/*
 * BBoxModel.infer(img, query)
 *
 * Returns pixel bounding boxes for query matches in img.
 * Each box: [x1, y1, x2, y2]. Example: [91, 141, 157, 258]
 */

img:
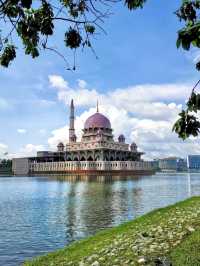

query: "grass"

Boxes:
[24, 197, 200, 266]
[170, 229, 200, 266]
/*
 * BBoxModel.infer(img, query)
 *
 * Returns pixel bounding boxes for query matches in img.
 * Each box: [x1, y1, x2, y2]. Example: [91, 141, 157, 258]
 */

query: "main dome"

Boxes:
[84, 112, 111, 129]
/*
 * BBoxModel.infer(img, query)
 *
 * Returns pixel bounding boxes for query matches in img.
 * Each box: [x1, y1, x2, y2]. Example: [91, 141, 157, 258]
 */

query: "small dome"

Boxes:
[84, 112, 111, 129]
[57, 142, 64, 147]
[131, 142, 137, 146]
[57, 142, 64, 152]
[130, 142, 137, 151]
[118, 134, 125, 143]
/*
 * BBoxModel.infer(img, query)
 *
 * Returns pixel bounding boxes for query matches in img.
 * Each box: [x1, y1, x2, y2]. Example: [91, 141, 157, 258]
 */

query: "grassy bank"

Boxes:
[24, 197, 200, 266]
[170, 229, 200, 266]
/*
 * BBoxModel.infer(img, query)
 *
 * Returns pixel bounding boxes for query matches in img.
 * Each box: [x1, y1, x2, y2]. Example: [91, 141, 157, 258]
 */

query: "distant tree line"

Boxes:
[0, 159, 12, 169]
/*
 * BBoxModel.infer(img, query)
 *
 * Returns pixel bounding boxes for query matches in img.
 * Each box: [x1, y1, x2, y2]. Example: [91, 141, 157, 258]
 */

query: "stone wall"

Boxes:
[30, 161, 153, 173]
[12, 158, 30, 176]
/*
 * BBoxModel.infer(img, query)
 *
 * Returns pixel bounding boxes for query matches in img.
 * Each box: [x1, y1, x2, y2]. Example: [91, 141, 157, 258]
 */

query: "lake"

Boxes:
[0, 173, 200, 266]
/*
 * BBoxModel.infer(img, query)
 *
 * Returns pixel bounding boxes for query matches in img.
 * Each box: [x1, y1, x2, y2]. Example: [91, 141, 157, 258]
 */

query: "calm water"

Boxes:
[0, 173, 200, 266]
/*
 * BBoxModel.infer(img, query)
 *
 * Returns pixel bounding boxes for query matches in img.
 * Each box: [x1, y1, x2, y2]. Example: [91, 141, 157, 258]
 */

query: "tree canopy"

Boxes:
[0, 0, 146, 69]
[172, 1, 200, 140]
[0, 159, 12, 168]
[1, 0, 200, 139]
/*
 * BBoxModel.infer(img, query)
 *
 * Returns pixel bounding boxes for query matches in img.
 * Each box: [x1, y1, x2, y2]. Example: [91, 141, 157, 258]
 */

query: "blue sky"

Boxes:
[1, 0, 200, 159]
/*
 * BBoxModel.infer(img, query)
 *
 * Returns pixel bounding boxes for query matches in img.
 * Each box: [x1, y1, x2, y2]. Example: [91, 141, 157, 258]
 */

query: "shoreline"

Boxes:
[24, 196, 200, 266]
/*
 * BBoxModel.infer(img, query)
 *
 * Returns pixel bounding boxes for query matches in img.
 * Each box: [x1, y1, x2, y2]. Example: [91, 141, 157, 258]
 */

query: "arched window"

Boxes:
[95, 156, 100, 161]
[87, 156, 93, 161]
[104, 156, 109, 161]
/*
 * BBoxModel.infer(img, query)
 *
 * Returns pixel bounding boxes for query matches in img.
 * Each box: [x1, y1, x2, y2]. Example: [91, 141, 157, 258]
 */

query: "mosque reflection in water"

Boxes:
[37, 174, 144, 243]
[29, 172, 196, 247]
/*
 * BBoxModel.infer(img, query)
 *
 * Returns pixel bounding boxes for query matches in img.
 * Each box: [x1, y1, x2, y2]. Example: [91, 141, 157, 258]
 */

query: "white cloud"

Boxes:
[48, 126, 68, 149]
[77, 79, 87, 89]
[47, 76, 199, 160]
[49, 75, 68, 90]
[11, 144, 45, 158]
[49, 75, 100, 107]
[0, 143, 8, 156]
[109, 84, 191, 104]
[49, 75, 190, 113]
[17, 129, 27, 134]
[21, 144, 44, 154]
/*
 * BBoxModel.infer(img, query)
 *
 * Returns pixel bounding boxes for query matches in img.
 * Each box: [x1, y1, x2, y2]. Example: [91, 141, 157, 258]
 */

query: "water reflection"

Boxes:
[47, 174, 141, 182]
[0, 173, 200, 266]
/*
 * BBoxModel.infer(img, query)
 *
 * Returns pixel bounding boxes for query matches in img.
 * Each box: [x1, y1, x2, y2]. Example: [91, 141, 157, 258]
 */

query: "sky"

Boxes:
[1, 0, 200, 160]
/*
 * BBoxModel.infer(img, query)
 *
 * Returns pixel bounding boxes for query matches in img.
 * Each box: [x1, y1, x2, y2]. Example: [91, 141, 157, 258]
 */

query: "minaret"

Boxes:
[96, 100, 99, 113]
[69, 99, 75, 142]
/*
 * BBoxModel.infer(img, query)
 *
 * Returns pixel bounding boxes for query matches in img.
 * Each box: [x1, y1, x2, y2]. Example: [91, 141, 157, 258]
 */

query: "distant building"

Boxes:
[150, 160, 160, 171]
[158, 157, 187, 172]
[158, 157, 179, 171]
[177, 158, 187, 171]
[187, 155, 200, 171]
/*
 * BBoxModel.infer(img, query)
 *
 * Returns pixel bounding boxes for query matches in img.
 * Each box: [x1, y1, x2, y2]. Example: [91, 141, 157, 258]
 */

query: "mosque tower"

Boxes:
[69, 99, 76, 142]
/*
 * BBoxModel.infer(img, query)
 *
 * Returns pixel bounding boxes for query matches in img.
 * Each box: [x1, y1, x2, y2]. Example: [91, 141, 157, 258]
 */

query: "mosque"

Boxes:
[12, 100, 154, 175]
[58, 100, 143, 162]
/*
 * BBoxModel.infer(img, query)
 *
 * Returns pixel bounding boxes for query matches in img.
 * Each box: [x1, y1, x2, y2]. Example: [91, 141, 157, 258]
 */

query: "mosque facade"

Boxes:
[58, 100, 143, 162]
[12, 100, 154, 175]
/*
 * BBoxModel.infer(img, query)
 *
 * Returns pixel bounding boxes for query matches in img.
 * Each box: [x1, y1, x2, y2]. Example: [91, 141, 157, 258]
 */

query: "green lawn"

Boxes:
[170, 229, 200, 266]
[24, 197, 200, 266]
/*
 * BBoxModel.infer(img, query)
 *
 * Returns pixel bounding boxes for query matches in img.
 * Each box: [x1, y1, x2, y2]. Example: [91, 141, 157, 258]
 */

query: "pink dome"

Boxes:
[84, 112, 111, 129]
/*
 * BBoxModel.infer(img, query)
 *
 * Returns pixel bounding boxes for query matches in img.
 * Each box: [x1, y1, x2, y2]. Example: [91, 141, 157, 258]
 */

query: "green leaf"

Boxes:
[21, 0, 32, 9]
[85, 25, 95, 34]
[0, 45, 16, 67]
[64, 28, 82, 49]
[124, 0, 146, 10]
[196, 61, 200, 71]
[176, 37, 182, 48]
[173, 110, 200, 139]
